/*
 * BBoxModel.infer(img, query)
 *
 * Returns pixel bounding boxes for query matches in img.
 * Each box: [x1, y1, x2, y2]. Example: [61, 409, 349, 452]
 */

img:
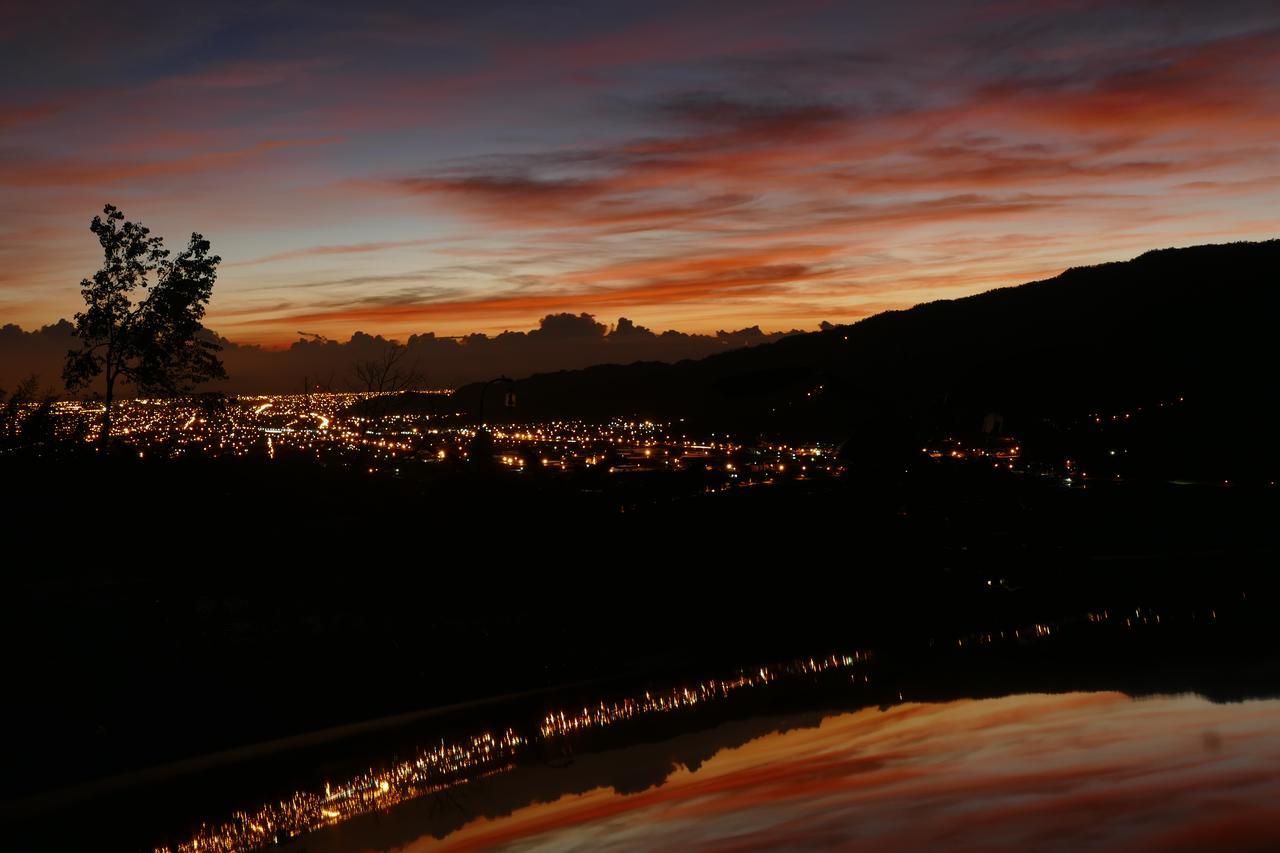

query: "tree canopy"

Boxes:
[63, 204, 226, 442]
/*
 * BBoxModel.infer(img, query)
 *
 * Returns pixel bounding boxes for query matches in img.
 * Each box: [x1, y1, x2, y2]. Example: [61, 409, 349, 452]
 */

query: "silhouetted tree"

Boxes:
[195, 391, 232, 431]
[0, 375, 57, 451]
[63, 204, 226, 446]
[351, 342, 424, 427]
[353, 342, 423, 393]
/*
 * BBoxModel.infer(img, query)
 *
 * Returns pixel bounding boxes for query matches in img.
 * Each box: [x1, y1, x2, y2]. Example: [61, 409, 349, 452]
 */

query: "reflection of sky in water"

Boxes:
[391, 693, 1280, 851]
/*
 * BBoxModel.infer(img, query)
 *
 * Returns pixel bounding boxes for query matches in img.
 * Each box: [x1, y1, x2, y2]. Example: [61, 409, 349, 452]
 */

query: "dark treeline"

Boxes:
[6, 448, 1277, 808]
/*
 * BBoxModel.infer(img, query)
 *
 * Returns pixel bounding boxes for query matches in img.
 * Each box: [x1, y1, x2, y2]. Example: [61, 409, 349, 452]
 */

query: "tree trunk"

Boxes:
[100, 370, 115, 449]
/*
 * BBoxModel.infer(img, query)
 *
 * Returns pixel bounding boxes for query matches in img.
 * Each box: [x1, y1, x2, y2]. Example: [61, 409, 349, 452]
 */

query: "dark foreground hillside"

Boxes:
[4, 452, 1277, 809]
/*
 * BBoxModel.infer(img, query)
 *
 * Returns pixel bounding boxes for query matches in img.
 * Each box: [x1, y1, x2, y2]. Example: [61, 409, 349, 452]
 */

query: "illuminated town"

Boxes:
[14, 389, 1268, 494]
[28, 392, 844, 486]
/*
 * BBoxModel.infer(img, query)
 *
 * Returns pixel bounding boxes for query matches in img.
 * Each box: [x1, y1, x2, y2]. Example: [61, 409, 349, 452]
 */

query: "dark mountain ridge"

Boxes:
[453, 241, 1279, 459]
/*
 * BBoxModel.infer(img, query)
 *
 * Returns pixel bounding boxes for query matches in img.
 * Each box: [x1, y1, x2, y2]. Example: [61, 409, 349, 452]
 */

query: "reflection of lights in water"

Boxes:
[539, 654, 868, 739]
[155, 652, 869, 853]
[154, 599, 1219, 853]
[159, 729, 525, 853]
[151, 592, 1228, 853]
[429, 692, 1280, 853]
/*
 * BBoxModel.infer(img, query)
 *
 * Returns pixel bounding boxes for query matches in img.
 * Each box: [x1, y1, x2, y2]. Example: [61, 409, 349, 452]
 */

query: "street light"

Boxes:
[469, 376, 516, 469]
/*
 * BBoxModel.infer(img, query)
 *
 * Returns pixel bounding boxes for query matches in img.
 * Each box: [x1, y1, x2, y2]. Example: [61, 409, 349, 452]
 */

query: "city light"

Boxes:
[31, 393, 844, 487]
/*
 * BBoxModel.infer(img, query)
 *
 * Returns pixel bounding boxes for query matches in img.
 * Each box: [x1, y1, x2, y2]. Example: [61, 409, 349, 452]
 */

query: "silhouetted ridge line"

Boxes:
[451, 240, 1279, 453]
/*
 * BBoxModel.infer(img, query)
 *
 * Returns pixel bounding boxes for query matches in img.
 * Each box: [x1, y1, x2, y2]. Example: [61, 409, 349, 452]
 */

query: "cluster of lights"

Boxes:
[1087, 395, 1186, 426]
[1086, 606, 1215, 628]
[955, 623, 1054, 648]
[954, 602, 1221, 649]
[158, 730, 523, 853]
[540, 653, 870, 738]
[920, 435, 1022, 465]
[38, 395, 842, 486]
[43, 393, 437, 463]
[919, 394, 1201, 486]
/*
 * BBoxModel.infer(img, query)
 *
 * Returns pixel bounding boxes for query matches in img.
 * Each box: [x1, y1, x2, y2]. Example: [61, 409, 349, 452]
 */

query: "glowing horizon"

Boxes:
[3, 2, 1278, 347]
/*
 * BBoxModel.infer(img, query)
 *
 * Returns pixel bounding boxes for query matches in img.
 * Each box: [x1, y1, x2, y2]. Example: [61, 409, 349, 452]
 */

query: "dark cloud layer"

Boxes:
[0, 314, 799, 395]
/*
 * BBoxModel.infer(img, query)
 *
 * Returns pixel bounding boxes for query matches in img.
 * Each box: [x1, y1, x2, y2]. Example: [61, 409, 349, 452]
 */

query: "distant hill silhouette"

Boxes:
[455, 240, 1280, 473]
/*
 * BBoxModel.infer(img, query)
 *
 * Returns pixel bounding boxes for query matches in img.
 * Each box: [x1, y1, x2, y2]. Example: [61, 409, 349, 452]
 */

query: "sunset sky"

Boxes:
[3, 1, 1278, 347]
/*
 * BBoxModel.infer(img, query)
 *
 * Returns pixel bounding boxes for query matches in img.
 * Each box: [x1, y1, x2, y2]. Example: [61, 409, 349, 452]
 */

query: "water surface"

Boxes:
[318, 692, 1280, 852]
